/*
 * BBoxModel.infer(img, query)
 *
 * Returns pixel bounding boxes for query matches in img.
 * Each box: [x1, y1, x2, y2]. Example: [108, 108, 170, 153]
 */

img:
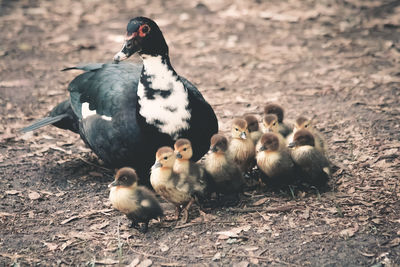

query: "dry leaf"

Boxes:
[44, 242, 58, 251]
[128, 258, 140, 267]
[6, 190, 20, 195]
[95, 259, 119, 265]
[90, 221, 109, 230]
[137, 259, 152, 267]
[387, 237, 400, 248]
[28, 191, 41, 200]
[61, 215, 80, 225]
[253, 197, 269, 206]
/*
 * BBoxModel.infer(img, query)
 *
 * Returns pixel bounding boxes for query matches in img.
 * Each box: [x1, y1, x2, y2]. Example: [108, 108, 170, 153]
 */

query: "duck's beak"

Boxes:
[152, 161, 162, 169]
[258, 146, 266, 152]
[113, 33, 139, 63]
[176, 152, 182, 159]
[210, 146, 218, 153]
[240, 132, 247, 139]
[108, 180, 118, 188]
[288, 142, 296, 148]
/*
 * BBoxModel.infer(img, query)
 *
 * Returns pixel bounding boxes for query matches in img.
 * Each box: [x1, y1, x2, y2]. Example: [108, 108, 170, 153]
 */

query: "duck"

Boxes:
[286, 116, 327, 155]
[108, 167, 163, 233]
[204, 134, 244, 197]
[21, 17, 218, 184]
[262, 114, 287, 150]
[288, 129, 331, 186]
[227, 118, 256, 173]
[263, 103, 292, 137]
[256, 133, 295, 188]
[244, 115, 262, 145]
[173, 138, 210, 199]
[150, 146, 205, 222]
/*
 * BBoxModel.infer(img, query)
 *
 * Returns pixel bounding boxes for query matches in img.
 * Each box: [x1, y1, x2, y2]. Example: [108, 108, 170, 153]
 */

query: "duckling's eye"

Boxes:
[183, 148, 187, 151]
[163, 156, 168, 160]
[305, 124, 309, 128]
[273, 122, 276, 126]
[235, 128, 239, 131]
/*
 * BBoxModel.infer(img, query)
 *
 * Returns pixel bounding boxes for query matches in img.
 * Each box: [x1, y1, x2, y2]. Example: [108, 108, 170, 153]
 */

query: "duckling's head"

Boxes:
[174, 138, 193, 160]
[231, 118, 249, 140]
[263, 114, 280, 133]
[108, 167, 139, 188]
[288, 129, 315, 148]
[210, 134, 228, 153]
[258, 133, 280, 152]
[114, 17, 168, 62]
[154, 146, 175, 169]
[244, 115, 259, 133]
[263, 103, 284, 123]
[295, 116, 313, 131]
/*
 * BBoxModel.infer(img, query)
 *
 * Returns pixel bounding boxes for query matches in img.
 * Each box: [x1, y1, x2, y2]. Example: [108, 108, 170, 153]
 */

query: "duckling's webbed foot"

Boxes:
[139, 222, 149, 233]
[129, 221, 139, 229]
[181, 198, 195, 223]
[174, 206, 182, 221]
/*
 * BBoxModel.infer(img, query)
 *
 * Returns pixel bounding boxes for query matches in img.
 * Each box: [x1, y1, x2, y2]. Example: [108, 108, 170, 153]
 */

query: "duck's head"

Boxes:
[263, 114, 280, 133]
[258, 133, 280, 152]
[288, 129, 315, 148]
[231, 118, 249, 140]
[108, 167, 138, 188]
[244, 115, 259, 133]
[210, 134, 228, 153]
[263, 103, 285, 123]
[114, 17, 168, 62]
[174, 138, 193, 160]
[295, 116, 313, 131]
[153, 146, 175, 169]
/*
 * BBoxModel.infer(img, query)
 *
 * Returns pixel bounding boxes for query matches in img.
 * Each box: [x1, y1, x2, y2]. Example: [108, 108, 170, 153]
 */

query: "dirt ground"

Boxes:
[1, 0, 399, 266]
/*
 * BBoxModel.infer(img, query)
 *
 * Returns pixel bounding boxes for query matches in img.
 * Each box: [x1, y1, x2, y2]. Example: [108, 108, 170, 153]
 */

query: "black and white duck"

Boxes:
[22, 17, 218, 183]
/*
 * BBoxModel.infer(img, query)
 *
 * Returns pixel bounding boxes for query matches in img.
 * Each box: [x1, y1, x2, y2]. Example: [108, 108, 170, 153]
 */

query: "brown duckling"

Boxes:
[150, 146, 205, 222]
[244, 115, 262, 145]
[264, 103, 292, 137]
[287, 116, 327, 155]
[256, 133, 295, 187]
[262, 114, 287, 150]
[204, 134, 244, 196]
[227, 118, 256, 172]
[288, 129, 331, 186]
[109, 167, 163, 233]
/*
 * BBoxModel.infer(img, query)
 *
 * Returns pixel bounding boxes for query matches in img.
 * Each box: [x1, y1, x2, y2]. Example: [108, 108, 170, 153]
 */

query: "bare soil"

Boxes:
[1, 0, 399, 266]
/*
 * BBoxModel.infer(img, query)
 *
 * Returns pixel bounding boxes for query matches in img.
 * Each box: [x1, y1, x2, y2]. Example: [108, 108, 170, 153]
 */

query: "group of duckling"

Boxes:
[108, 103, 331, 233]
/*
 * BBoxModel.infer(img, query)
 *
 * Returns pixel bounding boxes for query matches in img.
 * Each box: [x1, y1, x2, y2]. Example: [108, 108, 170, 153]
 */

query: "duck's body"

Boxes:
[108, 167, 163, 232]
[204, 134, 244, 195]
[21, 17, 218, 183]
[256, 133, 295, 187]
[288, 130, 330, 186]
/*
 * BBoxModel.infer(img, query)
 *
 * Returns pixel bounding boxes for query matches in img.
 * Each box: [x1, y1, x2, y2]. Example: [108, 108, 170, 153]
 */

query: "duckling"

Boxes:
[263, 103, 292, 137]
[227, 118, 256, 173]
[150, 146, 205, 222]
[204, 134, 244, 196]
[256, 133, 295, 187]
[108, 167, 163, 233]
[244, 115, 262, 145]
[173, 138, 210, 198]
[287, 116, 327, 155]
[288, 129, 331, 186]
[262, 114, 287, 150]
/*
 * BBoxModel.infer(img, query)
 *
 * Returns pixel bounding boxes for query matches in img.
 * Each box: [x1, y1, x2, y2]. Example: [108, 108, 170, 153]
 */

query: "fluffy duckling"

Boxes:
[150, 146, 205, 222]
[256, 133, 295, 187]
[287, 116, 327, 155]
[227, 118, 256, 173]
[288, 130, 331, 186]
[204, 134, 244, 196]
[108, 167, 163, 233]
[264, 103, 292, 137]
[244, 115, 263, 145]
[262, 114, 287, 150]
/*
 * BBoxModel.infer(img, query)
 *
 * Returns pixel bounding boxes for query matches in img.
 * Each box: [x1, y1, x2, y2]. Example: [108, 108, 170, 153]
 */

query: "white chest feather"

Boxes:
[205, 153, 227, 175]
[109, 186, 136, 214]
[137, 56, 191, 137]
[291, 146, 314, 162]
[173, 160, 190, 174]
[81, 102, 112, 121]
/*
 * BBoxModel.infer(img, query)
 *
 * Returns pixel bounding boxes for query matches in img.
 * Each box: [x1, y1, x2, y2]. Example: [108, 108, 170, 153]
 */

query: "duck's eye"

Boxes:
[235, 128, 239, 131]
[183, 148, 187, 151]
[273, 122, 276, 126]
[142, 25, 150, 34]
[163, 156, 168, 160]
[305, 124, 308, 128]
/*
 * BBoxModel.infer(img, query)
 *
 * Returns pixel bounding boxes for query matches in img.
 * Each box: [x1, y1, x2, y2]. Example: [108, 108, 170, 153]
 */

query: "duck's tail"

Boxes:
[20, 114, 69, 133]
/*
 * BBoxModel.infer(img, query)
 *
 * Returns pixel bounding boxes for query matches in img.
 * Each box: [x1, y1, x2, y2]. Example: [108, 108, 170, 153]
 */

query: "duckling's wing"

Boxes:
[132, 187, 163, 220]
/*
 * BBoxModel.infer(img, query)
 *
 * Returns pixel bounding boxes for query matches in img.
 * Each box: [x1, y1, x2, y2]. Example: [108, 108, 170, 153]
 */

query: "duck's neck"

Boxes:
[137, 54, 191, 138]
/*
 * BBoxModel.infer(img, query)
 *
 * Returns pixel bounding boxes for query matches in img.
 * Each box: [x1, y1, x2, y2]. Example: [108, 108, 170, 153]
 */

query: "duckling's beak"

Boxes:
[153, 161, 162, 169]
[264, 128, 271, 133]
[288, 142, 296, 148]
[210, 146, 218, 153]
[108, 180, 118, 188]
[258, 146, 266, 152]
[240, 132, 247, 139]
[176, 152, 182, 159]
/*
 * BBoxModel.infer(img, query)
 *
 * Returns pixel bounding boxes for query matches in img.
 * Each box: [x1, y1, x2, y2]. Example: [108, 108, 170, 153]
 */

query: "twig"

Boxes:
[226, 252, 290, 264]
[228, 204, 298, 213]
[79, 157, 110, 171]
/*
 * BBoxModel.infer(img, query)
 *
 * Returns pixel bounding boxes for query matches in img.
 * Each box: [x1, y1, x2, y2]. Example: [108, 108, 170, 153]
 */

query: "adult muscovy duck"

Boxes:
[22, 17, 218, 183]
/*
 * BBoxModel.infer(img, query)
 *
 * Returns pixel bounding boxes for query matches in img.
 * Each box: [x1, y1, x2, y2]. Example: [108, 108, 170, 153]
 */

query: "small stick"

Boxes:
[228, 204, 298, 213]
